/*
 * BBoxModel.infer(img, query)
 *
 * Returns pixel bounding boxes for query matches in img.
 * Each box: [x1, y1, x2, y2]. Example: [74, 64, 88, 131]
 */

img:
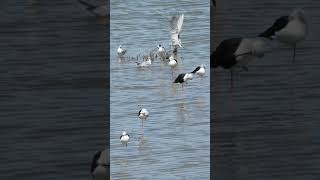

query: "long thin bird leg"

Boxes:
[230, 70, 234, 88]
[292, 44, 296, 63]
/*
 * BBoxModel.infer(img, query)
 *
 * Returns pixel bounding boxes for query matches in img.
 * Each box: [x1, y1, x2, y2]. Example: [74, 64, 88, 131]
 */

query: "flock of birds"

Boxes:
[77, 1, 207, 179]
[88, 1, 307, 179]
[116, 13, 207, 149]
[212, 7, 307, 87]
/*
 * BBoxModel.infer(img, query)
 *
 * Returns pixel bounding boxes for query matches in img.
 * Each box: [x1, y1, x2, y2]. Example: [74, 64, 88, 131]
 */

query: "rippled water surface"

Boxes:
[110, 0, 210, 179]
[212, 0, 320, 179]
[0, 1, 107, 179]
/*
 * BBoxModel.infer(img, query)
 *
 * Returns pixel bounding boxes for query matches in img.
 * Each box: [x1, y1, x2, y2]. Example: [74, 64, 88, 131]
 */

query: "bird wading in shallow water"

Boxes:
[168, 56, 178, 75]
[259, 9, 307, 63]
[212, 37, 273, 87]
[192, 64, 206, 77]
[120, 131, 130, 148]
[117, 45, 126, 57]
[157, 44, 166, 60]
[174, 72, 194, 88]
[136, 57, 152, 68]
[138, 108, 149, 126]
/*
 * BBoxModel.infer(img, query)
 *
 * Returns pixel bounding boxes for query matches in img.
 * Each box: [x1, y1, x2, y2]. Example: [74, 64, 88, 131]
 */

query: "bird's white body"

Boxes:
[276, 10, 307, 45]
[138, 108, 149, 120]
[157, 45, 166, 59]
[184, 73, 193, 81]
[233, 37, 273, 71]
[136, 57, 152, 68]
[117, 45, 126, 57]
[168, 56, 178, 67]
[120, 135, 130, 144]
[120, 131, 130, 147]
[158, 46, 165, 53]
[196, 65, 206, 76]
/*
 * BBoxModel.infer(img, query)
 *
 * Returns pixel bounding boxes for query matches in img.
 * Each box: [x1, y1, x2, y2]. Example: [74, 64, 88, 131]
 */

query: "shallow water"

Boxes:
[212, 0, 320, 179]
[110, 0, 210, 179]
[0, 1, 108, 179]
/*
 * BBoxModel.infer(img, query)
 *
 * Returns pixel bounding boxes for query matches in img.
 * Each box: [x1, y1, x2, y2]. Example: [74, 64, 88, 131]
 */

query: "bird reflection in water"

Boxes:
[138, 134, 148, 151]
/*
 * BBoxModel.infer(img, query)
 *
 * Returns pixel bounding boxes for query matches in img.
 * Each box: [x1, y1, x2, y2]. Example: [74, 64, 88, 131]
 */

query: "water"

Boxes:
[212, 0, 320, 179]
[0, 1, 108, 179]
[110, 0, 210, 179]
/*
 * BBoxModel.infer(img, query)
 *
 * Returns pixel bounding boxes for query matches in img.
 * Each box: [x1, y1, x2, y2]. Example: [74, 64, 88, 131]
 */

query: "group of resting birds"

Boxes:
[117, 14, 207, 87]
[115, 13, 207, 149]
[211, 9, 307, 87]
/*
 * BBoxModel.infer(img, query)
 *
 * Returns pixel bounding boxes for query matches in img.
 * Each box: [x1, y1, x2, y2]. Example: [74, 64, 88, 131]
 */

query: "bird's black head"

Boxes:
[191, 66, 201, 73]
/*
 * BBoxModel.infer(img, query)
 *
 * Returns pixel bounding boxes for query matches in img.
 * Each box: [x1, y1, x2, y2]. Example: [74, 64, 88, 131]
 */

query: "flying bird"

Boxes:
[170, 14, 184, 48]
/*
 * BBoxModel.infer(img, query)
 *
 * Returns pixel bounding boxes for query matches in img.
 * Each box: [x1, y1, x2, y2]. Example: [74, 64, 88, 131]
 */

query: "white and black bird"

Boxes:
[78, 0, 108, 17]
[136, 57, 152, 68]
[168, 56, 178, 74]
[259, 9, 307, 63]
[170, 14, 184, 48]
[120, 131, 130, 148]
[91, 148, 109, 180]
[192, 64, 206, 77]
[157, 44, 166, 60]
[173, 72, 194, 87]
[117, 45, 126, 57]
[138, 108, 149, 122]
[212, 37, 273, 86]
[165, 46, 179, 61]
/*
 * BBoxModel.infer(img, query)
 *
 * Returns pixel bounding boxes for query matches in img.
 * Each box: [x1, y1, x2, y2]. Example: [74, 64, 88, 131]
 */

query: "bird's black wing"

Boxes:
[259, 16, 289, 39]
[174, 73, 185, 83]
[91, 151, 101, 175]
[212, 38, 242, 69]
